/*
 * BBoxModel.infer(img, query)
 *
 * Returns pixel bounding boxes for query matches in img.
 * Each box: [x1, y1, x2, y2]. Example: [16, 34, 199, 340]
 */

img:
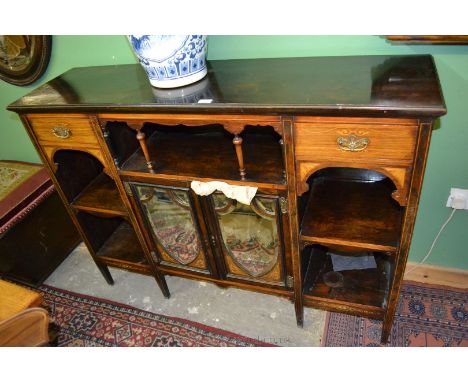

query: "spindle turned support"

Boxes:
[136, 130, 154, 172]
[232, 134, 246, 179]
[122, 120, 154, 172]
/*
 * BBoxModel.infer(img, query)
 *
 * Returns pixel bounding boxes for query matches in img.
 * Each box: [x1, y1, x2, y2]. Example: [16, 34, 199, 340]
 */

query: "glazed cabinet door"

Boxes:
[206, 191, 288, 287]
[129, 182, 215, 275]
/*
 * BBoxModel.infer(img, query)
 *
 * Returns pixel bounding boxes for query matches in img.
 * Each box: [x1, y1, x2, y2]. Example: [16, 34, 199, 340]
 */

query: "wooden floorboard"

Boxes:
[404, 262, 468, 289]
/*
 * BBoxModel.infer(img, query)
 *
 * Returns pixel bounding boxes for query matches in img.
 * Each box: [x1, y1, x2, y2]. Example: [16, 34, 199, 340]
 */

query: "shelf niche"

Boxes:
[299, 167, 404, 253]
[302, 245, 394, 314]
[75, 212, 149, 274]
[53, 149, 126, 216]
[103, 121, 285, 185]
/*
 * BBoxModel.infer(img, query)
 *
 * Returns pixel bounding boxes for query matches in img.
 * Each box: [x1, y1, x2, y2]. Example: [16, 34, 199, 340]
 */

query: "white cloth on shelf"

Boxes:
[190, 181, 257, 205]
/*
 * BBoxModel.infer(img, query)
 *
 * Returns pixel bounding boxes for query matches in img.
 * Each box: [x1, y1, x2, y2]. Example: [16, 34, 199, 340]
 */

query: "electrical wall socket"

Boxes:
[446, 188, 468, 210]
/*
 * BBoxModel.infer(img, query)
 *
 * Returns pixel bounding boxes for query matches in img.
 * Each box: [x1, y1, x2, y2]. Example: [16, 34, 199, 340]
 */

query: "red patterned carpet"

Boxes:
[322, 281, 467, 346]
[39, 285, 274, 347]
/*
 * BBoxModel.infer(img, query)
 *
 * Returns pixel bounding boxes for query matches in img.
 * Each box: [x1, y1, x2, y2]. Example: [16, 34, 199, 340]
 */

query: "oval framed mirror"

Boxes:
[0, 35, 52, 86]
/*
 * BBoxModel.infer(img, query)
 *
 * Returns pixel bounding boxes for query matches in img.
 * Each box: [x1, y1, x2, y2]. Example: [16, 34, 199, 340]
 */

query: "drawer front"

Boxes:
[27, 114, 99, 148]
[294, 120, 418, 165]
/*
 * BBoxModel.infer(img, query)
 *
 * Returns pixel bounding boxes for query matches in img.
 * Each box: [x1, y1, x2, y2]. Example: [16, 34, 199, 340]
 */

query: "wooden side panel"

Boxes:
[282, 117, 304, 326]
[381, 121, 434, 342]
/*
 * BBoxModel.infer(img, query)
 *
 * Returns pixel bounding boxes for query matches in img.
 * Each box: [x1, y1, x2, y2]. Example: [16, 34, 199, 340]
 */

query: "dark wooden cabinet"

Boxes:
[8, 55, 446, 342]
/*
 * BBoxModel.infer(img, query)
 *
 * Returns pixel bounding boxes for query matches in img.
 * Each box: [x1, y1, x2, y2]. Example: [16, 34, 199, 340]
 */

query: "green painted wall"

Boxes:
[1, 35, 467, 270]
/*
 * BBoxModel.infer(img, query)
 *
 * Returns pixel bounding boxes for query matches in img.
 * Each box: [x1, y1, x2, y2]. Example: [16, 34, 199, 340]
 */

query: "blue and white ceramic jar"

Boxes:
[128, 35, 208, 88]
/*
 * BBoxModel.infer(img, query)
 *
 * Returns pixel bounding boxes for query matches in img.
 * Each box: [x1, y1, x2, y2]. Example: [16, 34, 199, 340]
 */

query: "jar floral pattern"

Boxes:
[128, 35, 207, 88]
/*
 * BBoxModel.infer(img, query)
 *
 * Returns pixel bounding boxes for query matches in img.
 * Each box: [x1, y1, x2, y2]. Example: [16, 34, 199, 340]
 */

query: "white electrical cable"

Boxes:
[405, 207, 457, 275]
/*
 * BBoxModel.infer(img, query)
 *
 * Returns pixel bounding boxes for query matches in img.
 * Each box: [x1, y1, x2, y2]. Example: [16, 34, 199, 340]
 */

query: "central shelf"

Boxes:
[300, 177, 403, 252]
[120, 125, 285, 186]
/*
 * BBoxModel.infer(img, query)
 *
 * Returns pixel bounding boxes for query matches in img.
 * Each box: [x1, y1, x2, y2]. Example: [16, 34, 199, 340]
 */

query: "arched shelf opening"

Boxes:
[52, 149, 149, 273]
[298, 167, 400, 314]
[52, 149, 126, 217]
[298, 167, 404, 254]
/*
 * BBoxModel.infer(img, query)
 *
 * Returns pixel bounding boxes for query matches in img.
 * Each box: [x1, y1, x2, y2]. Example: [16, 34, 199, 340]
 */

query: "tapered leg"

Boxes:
[153, 273, 170, 299]
[96, 262, 114, 285]
[381, 317, 392, 343]
[295, 300, 304, 327]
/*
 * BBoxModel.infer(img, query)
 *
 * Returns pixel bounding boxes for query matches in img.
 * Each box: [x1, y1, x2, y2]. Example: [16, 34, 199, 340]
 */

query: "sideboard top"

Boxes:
[8, 55, 446, 118]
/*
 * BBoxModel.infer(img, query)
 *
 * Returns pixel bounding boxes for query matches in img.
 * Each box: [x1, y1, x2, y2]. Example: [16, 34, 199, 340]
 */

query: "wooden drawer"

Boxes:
[294, 118, 418, 166]
[27, 114, 99, 148]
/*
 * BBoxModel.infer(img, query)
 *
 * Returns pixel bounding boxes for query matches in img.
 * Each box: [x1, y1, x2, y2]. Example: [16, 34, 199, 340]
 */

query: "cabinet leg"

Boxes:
[232, 134, 246, 179]
[96, 262, 114, 285]
[381, 314, 394, 343]
[381, 327, 391, 344]
[153, 273, 171, 299]
[295, 300, 304, 328]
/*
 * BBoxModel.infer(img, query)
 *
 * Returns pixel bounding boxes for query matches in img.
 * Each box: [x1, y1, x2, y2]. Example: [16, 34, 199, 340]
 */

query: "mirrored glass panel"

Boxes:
[213, 194, 280, 277]
[135, 185, 201, 265]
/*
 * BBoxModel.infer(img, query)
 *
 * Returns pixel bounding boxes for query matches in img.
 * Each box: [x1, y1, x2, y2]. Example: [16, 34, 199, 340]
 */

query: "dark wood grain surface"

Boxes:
[8, 55, 446, 117]
[122, 127, 284, 185]
[300, 178, 403, 251]
[302, 246, 392, 310]
[72, 172, 127, 216]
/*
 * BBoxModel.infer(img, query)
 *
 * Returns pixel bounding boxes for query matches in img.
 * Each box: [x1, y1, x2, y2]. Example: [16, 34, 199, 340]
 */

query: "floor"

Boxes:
[45, 243, 326, 346]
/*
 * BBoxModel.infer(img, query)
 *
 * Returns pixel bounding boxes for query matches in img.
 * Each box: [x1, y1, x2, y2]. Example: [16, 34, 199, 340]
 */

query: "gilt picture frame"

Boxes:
[386, 35, 468, 44]
[0, 35, 52, 86]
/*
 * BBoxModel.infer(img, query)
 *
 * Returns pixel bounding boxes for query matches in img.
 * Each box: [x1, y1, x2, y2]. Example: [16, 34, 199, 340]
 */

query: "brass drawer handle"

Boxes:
[337, 134, 369, 152]
[51, 127, 72, 139]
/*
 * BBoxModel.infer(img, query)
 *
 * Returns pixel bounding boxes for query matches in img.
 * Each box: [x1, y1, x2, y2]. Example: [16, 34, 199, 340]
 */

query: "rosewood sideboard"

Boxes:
[8, 55, 446, 342]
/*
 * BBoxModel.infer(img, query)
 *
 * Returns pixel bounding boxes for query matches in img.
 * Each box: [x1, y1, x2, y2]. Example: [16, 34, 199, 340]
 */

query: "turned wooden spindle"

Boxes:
[124, 121, 154, 171]
[136, 129, 154, 171]
[232, 134, 246, 179]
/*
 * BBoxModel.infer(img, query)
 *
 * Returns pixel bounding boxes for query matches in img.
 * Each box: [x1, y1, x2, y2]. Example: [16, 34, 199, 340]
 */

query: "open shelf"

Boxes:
[97, 221, 150, 274]
[76, 212, 150, 275]
[302, 245, 393, 317]
[53, 149, 104, 203]
[72, 172, 127, 216]
[119, 123, 285, 186]
[300, 176, 403, 252]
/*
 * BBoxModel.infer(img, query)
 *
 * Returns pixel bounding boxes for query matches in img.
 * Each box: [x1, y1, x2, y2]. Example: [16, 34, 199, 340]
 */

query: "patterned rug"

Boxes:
[38, 285, 274, 347]
[322, 281, 467, 346]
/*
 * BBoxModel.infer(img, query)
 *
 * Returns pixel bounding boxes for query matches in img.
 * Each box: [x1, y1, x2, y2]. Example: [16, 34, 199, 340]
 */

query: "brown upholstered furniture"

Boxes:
[0, 279, 49, 346]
